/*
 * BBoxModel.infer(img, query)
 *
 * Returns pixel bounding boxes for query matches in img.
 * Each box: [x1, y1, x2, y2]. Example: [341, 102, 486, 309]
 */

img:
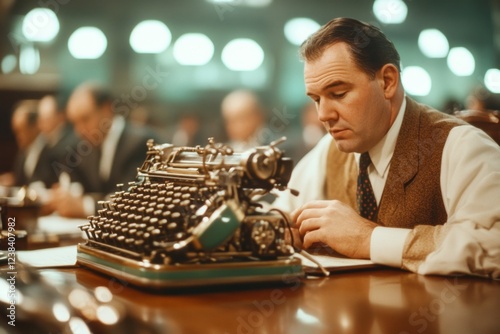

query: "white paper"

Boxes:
[294, 253, 376, 272]
[16, 245, 78, 268]
[37, 215, 88, 238]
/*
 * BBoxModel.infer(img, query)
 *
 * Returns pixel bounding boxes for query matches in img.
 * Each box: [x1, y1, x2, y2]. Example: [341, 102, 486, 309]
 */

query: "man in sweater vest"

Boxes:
[273, 18, 500, 278]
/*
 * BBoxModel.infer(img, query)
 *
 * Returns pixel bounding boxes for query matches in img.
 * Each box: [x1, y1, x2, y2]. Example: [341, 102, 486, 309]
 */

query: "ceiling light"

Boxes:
[373, 0, 408, 24]
[1, 54, 17, 74]
[221, 38, 264, 71]
[447, 47, 475, 76]
[206, 0, 272, 6]
[22, 8, 60, 42]
[284, 18, 321, 46]
[418, 29, 449, 58]
[130, 20, 171, 54]
[484, 69, 500, 93]
[19, 44, 40, 74]
[68, 27, 107, 59]
[173, 33, 214, 66]
[402, 66, 432, 96]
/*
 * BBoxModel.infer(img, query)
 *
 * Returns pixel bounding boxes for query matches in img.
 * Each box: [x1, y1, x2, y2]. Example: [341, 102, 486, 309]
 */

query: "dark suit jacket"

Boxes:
[13, 125, 79, 188]
[71, 122, 160, 197]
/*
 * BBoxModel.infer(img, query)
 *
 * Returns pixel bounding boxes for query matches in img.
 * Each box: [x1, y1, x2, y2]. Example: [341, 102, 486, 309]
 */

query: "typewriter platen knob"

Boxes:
[245, 148, 278, 181]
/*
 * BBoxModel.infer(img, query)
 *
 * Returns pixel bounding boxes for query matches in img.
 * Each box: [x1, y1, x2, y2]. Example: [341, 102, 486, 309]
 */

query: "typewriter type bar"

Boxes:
[77, 138, 303, 289]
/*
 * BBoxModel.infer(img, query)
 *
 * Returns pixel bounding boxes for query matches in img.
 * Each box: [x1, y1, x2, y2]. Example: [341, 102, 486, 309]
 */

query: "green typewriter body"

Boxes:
[77, 138, 303, 289]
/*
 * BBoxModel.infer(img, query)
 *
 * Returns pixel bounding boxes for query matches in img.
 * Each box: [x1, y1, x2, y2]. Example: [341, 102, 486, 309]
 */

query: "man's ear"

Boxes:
[378, 64, 400, 99]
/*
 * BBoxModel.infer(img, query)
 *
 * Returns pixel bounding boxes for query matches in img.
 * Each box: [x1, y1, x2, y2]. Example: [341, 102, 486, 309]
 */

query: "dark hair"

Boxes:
[300, 17, 401, 78]
[27, 109, 38, 125]
[87, 83, 114, 107]
[12, 99, 38, 125]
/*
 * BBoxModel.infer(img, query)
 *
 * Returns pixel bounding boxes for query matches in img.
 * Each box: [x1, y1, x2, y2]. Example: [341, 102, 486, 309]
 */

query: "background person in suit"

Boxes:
[48, 82, 160, 218]
[0, 99, 42, 187]
[33, 94, 79, 189]
[220, 89, 267, 151]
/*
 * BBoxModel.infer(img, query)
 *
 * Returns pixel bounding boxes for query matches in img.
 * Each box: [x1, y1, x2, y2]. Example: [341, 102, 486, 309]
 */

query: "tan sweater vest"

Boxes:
[326, 98, 466, 228]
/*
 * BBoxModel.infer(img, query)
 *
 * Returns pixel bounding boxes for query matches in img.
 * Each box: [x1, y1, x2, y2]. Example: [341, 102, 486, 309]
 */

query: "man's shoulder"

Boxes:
[122, 122, 162, 142]
[117, 122, 164, 160]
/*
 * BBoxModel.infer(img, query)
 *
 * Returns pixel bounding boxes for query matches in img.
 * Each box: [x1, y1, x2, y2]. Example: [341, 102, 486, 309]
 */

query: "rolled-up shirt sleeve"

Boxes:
[370, 125, 500, 278]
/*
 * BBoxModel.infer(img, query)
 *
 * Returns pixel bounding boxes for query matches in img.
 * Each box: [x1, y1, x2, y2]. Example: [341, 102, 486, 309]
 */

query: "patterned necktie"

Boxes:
[357, 152, 378, 221]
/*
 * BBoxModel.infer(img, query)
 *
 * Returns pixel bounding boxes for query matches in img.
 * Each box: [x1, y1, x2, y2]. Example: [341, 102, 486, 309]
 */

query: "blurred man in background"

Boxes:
[171, 111, 204, 147]
[221, 89, 266, 151]
[35, 94, 79, 188]
[48, 82, 160, 218]
[466, 85, 500, 112]
[456, 86, 500, 145]
[0, 99, 42, 187]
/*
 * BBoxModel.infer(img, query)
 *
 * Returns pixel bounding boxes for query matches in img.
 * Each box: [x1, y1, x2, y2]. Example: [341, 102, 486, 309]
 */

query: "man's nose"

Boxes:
[317, 102, 338, 123]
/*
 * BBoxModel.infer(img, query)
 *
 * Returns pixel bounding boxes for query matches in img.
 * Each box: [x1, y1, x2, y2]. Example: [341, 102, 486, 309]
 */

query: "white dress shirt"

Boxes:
[99, 115, 126, 181]
[23, 135, 47, 179]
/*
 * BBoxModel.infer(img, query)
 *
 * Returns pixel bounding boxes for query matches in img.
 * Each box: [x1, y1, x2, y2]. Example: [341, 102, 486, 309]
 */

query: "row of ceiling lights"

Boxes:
[3, 9, 322, 74]
[3, 2, 500, 95]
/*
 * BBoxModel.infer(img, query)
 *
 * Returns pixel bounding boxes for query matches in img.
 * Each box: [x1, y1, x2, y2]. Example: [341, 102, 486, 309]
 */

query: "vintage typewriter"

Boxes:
[77, 137, 304, 289]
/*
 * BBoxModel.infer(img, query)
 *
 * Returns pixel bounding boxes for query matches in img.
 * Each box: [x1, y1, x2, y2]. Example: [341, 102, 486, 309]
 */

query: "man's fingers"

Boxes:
[302, 229, 324, 249]
[285, 228, 303, 249]
[291, 200, 331, 225]
[298, 215, 327, 237]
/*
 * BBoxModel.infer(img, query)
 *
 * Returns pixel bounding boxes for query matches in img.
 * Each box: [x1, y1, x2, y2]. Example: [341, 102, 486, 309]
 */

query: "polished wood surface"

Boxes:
[44, 266, 500, 334]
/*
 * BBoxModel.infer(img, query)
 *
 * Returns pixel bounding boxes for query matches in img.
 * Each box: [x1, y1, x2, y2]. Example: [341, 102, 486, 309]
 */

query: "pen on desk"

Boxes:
[299, 249, 330, 277]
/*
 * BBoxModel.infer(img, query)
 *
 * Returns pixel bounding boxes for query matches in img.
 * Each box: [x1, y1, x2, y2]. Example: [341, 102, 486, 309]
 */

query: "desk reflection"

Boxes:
[67, 268, 500, 334]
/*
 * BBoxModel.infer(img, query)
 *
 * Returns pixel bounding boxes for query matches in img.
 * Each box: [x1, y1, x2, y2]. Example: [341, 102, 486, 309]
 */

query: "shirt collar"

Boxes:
[356, 97, 406, 177]
[99, 115, 126, 180]
[102, 115, 126, 148]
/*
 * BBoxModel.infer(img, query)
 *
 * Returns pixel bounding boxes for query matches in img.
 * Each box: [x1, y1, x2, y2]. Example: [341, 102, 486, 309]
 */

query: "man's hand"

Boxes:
[0, 172, 15, 187]
[48, 185, 86, 218]
[291, 200, 378, 259]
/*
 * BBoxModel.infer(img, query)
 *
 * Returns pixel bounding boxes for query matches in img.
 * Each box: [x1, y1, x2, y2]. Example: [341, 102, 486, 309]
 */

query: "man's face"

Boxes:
[38, 97, 63, 136]
[223, 107, 261, 142]
[304, 42, 393, 153]
[11, 109, 38, 150]
[66, 90, 109, 147]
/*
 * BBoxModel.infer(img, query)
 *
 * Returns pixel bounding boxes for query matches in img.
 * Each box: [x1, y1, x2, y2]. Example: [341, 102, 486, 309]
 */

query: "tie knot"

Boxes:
[359, 152, 372, 171]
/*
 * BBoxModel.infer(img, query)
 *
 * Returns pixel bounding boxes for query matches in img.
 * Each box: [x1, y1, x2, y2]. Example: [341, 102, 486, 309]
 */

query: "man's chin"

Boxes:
[332, 138, 358, 153]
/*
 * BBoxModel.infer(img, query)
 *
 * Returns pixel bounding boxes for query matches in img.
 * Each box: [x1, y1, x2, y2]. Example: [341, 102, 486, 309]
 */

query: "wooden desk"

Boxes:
[27, 266, 498, 334]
